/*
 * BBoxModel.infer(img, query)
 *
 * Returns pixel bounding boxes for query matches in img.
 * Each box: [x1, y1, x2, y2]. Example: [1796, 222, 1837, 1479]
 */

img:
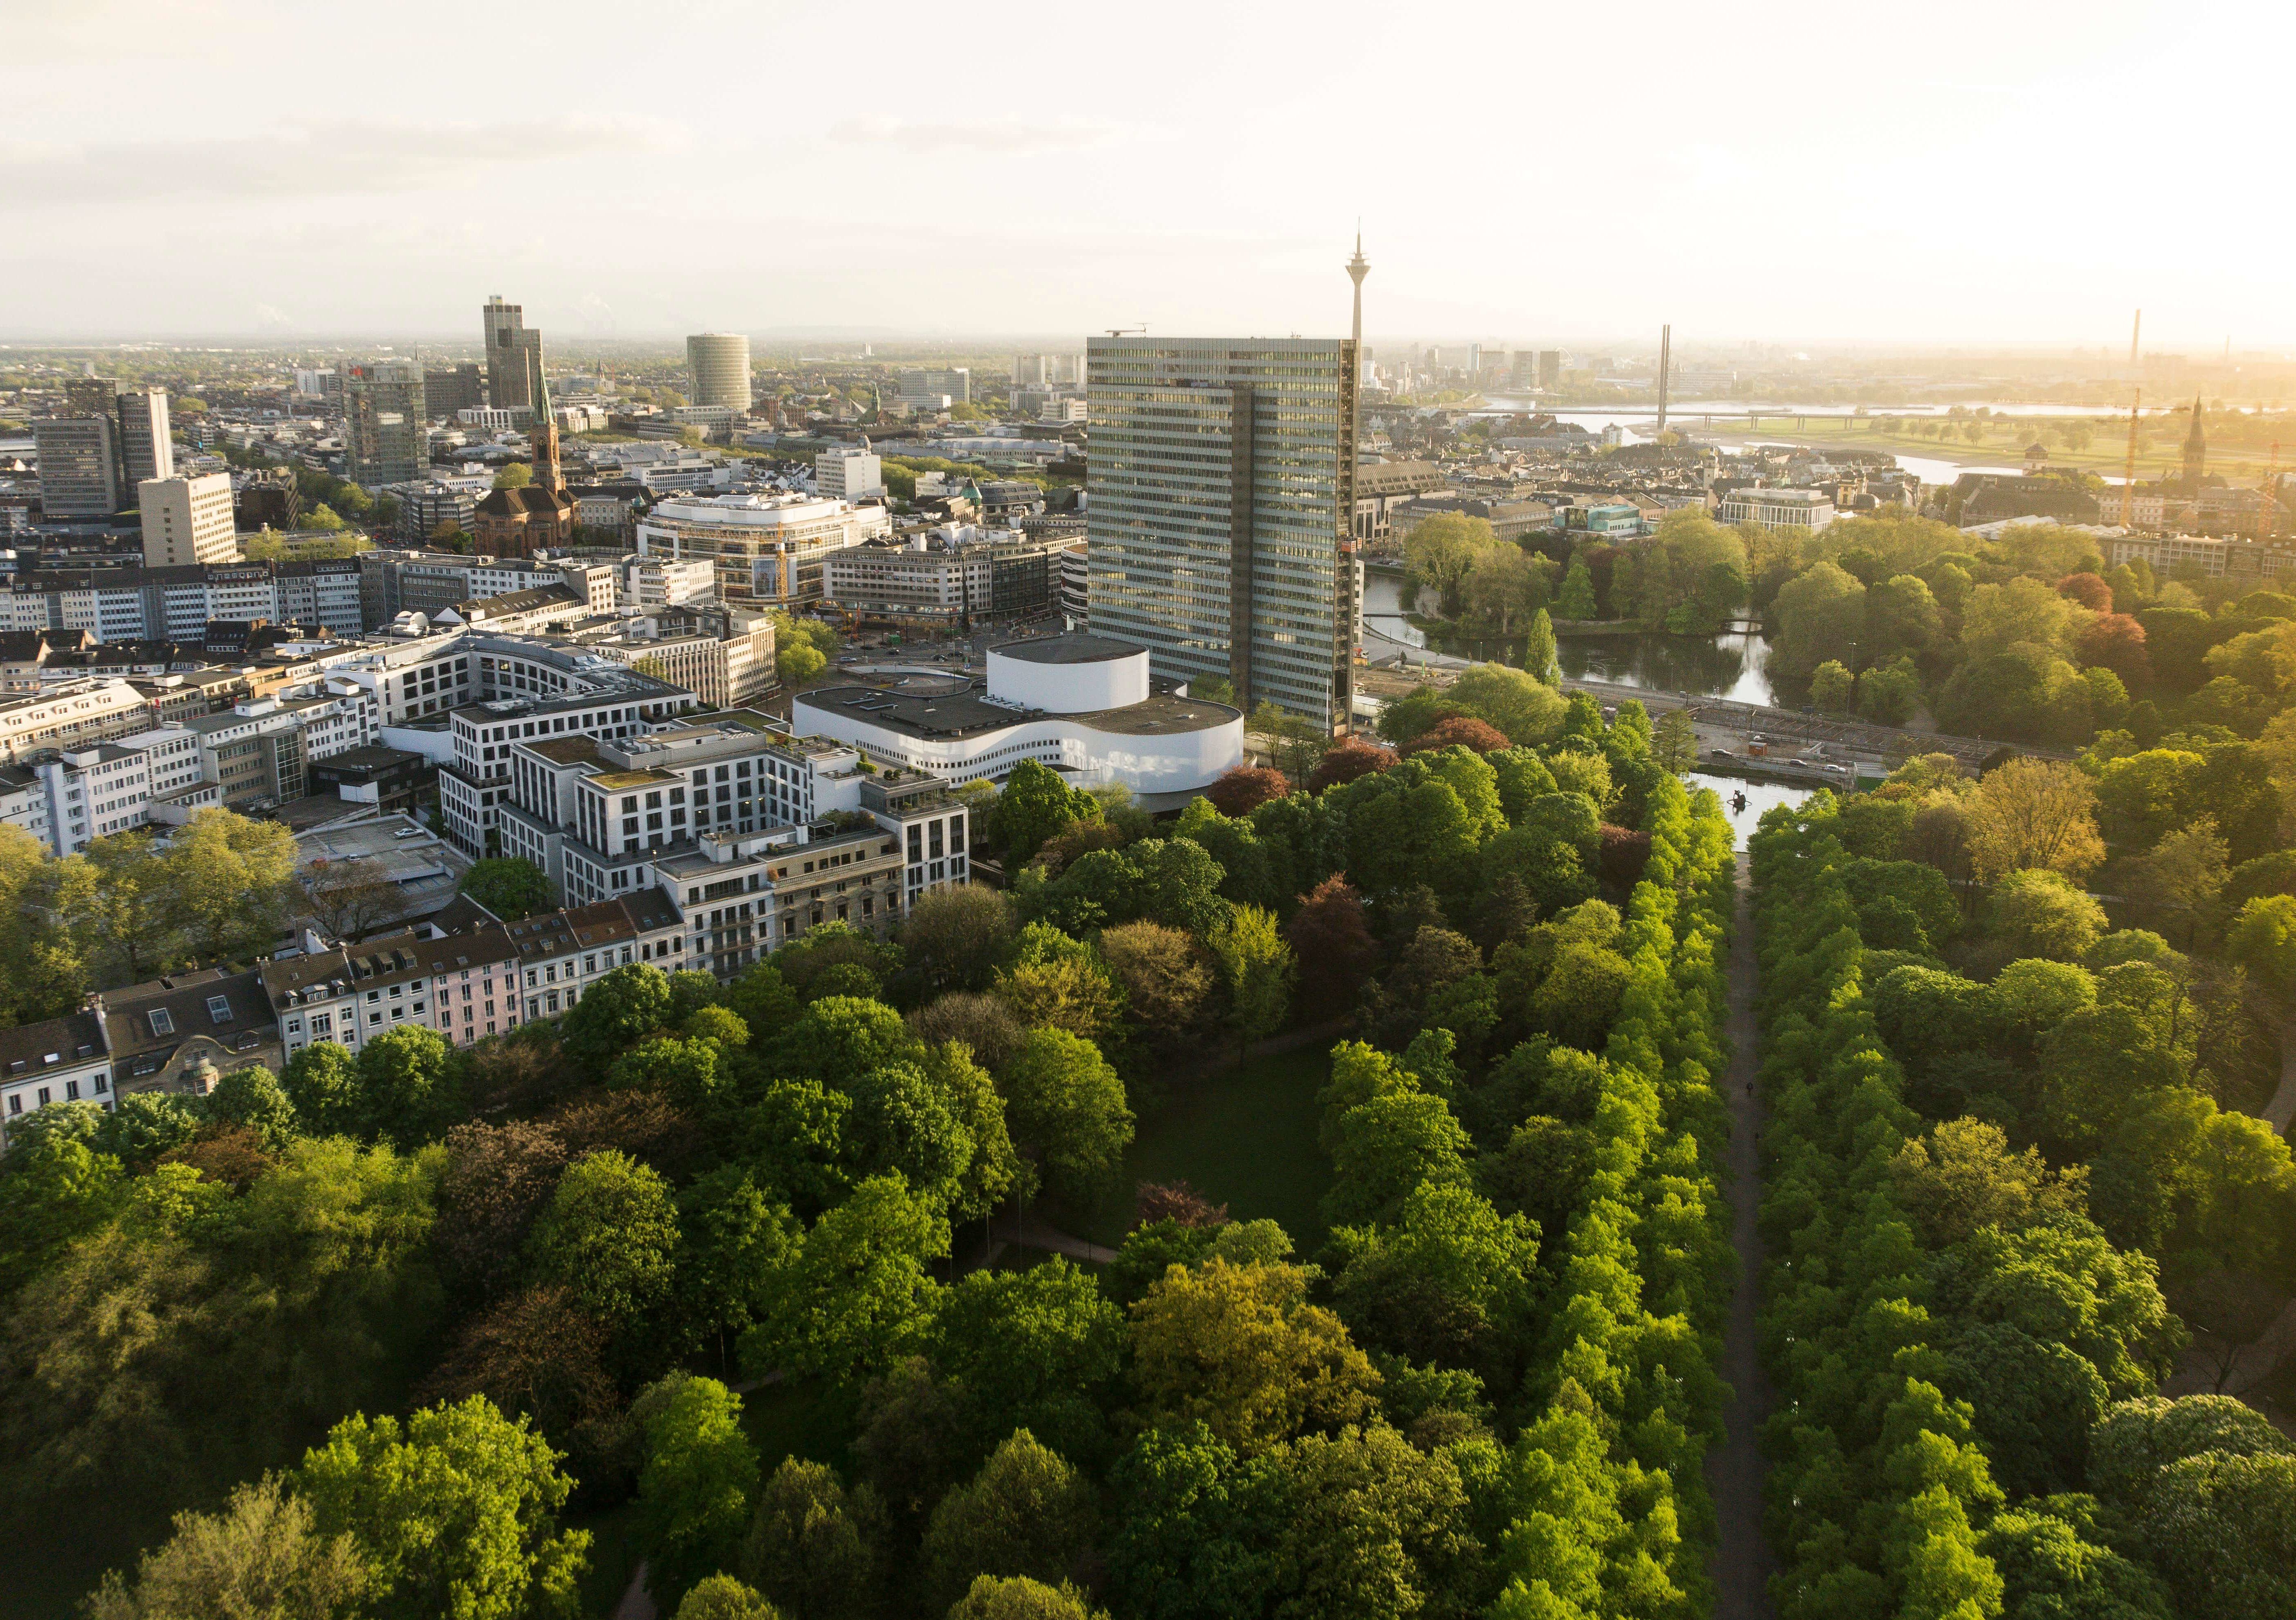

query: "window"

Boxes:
[5, 1097, 16, 1115]
[207, 995, 231, 1024]
[148, 1007, 174, 1036]
[93, 1075, 107, 1094]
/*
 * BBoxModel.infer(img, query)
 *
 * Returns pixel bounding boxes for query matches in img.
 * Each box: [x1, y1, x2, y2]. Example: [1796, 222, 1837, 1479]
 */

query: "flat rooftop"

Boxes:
[799, 682, 1237, 741]
[989, 632, 1140, 666]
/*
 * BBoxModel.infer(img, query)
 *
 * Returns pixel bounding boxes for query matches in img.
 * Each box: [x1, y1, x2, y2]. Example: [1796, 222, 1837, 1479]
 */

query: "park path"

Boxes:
[613, 1563, 656, 1620]
[2262, 1014, 2296, 1136]
[993, 1208, 1119, 1264]
[1705, 853, 1778, 1620]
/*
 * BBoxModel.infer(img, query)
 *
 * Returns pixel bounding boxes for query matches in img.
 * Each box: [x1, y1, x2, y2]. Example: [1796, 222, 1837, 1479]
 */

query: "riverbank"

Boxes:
[1706, 418, 2287, 482]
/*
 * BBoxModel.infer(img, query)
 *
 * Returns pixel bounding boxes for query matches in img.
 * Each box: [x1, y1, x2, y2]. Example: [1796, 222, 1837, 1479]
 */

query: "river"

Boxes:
[1685, 772, 1811, 850]
[1559, 628, 1775, 705]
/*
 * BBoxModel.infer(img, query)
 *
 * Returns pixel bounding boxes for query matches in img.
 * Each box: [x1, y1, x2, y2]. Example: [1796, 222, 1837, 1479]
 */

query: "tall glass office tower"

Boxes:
[1085, 337, 1358, 731]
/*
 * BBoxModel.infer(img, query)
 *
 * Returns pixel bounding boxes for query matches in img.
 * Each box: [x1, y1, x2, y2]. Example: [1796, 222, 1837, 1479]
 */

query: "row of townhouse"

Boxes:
[2, 560, 366, 641]
[0, 890, 690, 1144]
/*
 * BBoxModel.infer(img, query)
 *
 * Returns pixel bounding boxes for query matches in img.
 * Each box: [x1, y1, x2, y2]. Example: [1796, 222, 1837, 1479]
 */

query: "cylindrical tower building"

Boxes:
[686, 332, 753, 410]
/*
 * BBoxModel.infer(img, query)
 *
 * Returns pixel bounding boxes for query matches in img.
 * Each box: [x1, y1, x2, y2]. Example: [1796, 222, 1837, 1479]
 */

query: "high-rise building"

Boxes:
[482, 295, 545, 414]
[63, 376, 120, 415]
[344, 360, 428, 486]
[816, 447, 884, 501]
[895, 368, 971, 408]
[116, 389, 174, 487]
[32, 416, 122, 518]
[686, 333, 753, 410]
[425, 364, 486, 418]
[1086, 336, 1358, 730]
[139, 473, 238, 567]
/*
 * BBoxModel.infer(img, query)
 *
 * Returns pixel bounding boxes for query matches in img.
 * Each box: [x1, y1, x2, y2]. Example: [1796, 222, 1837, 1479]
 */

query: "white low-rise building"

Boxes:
[794, 633, 1242, 806]
[1715, 487, 1837, 530]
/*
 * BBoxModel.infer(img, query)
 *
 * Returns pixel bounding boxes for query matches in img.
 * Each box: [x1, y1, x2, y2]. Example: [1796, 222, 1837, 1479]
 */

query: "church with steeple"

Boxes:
[472, 343, 576, 556]
[2181, 395, 2208, 493]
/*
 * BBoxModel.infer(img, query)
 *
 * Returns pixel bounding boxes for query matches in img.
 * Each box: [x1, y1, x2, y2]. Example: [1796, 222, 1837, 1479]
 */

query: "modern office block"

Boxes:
[815, 447, 883, 501]
[344, 360, 428, 487]
[139, 474, 238, 567]
[1085, 336, 1358, 730]
[685, 333, 753, 410]
[115, 390, 174, 487]
[33, 416, 122, 518]
[424, 363, 486, 418]
[482, 295, 545, 413]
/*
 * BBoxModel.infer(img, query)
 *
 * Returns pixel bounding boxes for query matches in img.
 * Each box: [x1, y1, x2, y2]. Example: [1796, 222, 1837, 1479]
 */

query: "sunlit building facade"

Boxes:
[1085, 336, 1358, 730]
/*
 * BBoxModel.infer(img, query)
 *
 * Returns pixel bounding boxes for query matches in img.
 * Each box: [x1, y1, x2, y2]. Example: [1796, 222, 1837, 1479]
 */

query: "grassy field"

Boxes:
[1715, 416, 2290, 483]
[1071, 1044, 1338, 1253]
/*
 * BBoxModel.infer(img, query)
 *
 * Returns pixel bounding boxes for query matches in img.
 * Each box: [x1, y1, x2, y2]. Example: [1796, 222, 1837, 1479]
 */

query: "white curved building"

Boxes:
[794, 633, 1242, 804]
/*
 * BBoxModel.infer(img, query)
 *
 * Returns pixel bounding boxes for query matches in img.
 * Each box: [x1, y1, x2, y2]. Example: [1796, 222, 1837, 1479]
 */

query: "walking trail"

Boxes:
[1705, 853, 1777, 1620]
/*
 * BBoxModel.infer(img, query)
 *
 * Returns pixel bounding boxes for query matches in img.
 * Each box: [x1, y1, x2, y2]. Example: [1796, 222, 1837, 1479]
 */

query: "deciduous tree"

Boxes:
[294, 1396, 590, 1620]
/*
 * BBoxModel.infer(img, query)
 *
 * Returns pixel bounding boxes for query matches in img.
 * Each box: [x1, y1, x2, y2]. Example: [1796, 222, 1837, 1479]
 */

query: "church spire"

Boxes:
[2182, 394, 2207, 492]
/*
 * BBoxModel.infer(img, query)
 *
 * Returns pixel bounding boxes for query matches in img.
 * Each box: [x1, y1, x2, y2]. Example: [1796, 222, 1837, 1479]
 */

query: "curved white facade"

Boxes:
[793, 696, 1242, 798]
[987, 641, 1151, 713]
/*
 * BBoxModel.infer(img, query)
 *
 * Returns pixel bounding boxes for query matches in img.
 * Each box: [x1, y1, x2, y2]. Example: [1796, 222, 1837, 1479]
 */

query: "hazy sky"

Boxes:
[2, 0, 2283, 349]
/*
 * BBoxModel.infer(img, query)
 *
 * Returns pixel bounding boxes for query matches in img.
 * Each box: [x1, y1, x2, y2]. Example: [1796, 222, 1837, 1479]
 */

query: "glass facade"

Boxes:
[1086, 338, 1357, 730]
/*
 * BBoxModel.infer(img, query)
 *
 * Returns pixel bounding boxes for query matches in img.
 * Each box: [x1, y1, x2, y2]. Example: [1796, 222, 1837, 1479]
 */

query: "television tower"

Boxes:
[1656, 324, 1672, 434]
[1346, 228, 1369, 381]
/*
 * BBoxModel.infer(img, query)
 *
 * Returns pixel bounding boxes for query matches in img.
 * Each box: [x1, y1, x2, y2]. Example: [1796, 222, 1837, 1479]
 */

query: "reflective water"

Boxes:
[1559, 630, 1775, 705]
[1685, 771, 1813, 850]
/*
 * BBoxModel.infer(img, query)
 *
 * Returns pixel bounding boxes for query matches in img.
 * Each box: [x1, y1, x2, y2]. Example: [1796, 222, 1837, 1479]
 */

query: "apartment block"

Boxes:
[139, 474, 238, 567]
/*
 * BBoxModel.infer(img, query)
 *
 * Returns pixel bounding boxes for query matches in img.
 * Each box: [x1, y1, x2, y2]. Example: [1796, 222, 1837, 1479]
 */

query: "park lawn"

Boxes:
[1721, 419, 2289, 482]
[1074, 1044, 1338, 1253]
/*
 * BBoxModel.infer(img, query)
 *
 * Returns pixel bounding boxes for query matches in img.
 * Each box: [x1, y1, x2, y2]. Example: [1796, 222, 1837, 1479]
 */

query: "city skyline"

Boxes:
[2, 0, 2288, 348]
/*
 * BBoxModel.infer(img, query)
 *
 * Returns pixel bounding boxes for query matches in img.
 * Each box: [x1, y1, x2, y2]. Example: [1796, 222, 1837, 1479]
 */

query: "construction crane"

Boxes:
[2119, 389, 2142, 528]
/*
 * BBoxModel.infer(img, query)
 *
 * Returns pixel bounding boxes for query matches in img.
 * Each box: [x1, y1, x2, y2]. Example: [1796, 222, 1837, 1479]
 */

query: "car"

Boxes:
[1822, 764, 1849, 776]
[1710, 748, 1735, 760]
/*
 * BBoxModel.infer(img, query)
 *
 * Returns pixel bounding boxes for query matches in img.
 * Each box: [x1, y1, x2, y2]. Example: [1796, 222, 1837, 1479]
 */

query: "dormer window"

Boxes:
[207, 996, 231, 1024]
[148, 1008, 174, 1036]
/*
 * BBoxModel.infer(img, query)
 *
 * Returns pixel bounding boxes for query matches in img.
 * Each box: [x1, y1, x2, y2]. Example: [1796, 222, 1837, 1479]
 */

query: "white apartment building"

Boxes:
[26, 727, 206, 854]
[816, 448, 885, 501]
[0, 680, 155, 761]
[494, 715, 968, 977]
[435, 640, 695, 856]
[185, 693, 375, 809]
[7, 560, 364, 642]
[574, 616, 775, 711]
[636, 492, 889, 609]
[618, 556, 718, 610]
[139, 474, 237, 568]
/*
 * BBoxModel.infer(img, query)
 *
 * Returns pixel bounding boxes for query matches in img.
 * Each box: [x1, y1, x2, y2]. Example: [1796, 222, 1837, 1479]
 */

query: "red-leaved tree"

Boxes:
[2077, 611, 2152, 688]
[1400, 716, 1512, 757]
[1204, 764, 1292, 818]
[1598, 824, 1654, 889]
[1284, 875, 1378, 1006]
[2057, 571, 2114, 612]
[1308, 738, 1396, 793]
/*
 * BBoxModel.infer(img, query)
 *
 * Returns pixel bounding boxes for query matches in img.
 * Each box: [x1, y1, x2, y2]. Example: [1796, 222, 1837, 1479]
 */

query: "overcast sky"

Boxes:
[1, 0, 2282, 350]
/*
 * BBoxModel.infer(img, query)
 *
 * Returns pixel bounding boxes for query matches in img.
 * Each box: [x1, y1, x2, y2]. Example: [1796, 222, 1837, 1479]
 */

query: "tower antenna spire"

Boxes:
[1345, 226, 1370, 384]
